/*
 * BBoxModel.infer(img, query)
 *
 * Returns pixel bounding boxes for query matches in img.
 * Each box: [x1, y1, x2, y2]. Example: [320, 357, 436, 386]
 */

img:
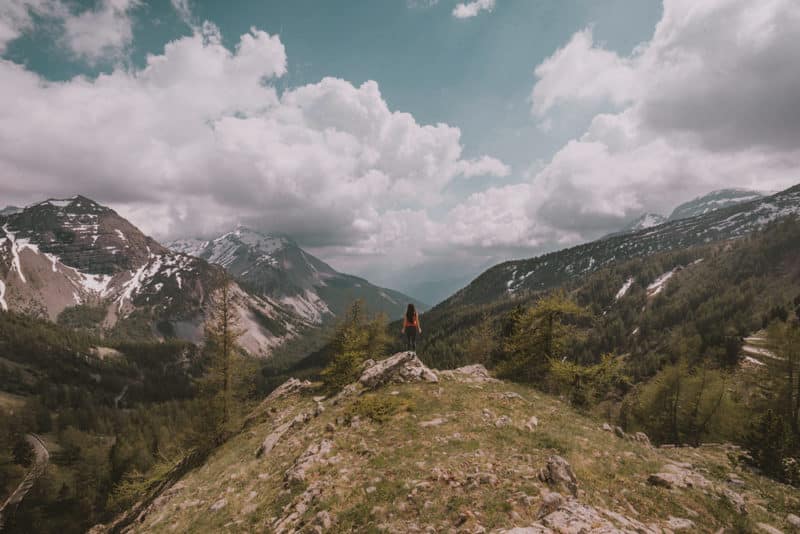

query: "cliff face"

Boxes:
[96, 353, 799, 533]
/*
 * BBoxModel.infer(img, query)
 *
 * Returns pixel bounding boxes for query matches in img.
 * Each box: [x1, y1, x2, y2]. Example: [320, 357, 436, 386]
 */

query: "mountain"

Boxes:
[0, 197, 301, 355]
[604, 212, 667, 238]
[92, 356, 798, 533]
[168, 226, 426, 323]
[668, 188, 763, 221]
[440, 183, 799, 308]
[0, 206, 21, 216]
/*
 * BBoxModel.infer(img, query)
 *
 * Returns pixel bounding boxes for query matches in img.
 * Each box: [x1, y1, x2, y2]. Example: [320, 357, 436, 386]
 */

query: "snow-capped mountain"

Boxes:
[0, 197, 301, 355]
[668, 189, 763, 221]
[168, 226, 426, 323]
[605, 213, 667, 238]
[440, 183, 800, 307]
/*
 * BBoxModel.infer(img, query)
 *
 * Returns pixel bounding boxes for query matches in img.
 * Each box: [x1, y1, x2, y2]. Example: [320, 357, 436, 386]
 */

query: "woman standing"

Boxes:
[402, 304, 422, 351]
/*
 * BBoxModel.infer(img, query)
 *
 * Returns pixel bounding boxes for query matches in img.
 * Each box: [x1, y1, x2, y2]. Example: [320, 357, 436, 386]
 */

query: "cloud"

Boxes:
[0, 0, 140, 63]
[0, 23, 508, 252]
[454, 0, 800, 249]
[531, 28, 637, 116]
[452, 0, 495, 19]
[0, 0, 64, 52]
[62, 0, 140, 63]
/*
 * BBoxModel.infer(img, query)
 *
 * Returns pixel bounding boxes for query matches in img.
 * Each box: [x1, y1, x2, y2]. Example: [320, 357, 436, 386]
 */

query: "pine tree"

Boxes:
[498, 291, 586, 381]
[200, 279, 243, 441]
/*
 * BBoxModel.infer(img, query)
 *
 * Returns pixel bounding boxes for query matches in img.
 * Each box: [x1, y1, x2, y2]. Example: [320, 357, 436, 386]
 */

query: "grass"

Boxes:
[124, 374, 800, 533]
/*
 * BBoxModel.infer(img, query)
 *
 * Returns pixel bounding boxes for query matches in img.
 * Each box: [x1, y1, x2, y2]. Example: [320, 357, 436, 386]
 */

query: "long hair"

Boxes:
[406, 303, 416, 323]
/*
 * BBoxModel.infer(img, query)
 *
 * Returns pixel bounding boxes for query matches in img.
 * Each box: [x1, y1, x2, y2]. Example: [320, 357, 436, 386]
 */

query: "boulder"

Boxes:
[358, 352, 439, 389]
[787, 513, 800, 528]
[536, 491, 564, 518]
[437, 364, 498, 383]
[633, 432, 652, 448]
[538, 455, 578, 497]
[647, 462, 712, 490]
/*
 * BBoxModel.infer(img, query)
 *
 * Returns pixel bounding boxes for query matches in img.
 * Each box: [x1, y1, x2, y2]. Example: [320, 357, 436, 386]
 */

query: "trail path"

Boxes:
[0, 434, 49, 531]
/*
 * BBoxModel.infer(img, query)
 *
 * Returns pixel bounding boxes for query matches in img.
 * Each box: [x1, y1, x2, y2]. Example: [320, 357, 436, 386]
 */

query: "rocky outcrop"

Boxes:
[438, 363, 498, 383]
[284, 438, 334, 484]
[538, 455, 578, 497]
[358, 352, 439, 389]
[647, 461, 712, 490]
[255, 412, 311, 458]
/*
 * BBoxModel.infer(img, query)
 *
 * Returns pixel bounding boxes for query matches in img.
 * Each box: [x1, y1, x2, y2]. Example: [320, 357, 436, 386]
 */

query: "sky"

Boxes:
[1, 0, 799, 302]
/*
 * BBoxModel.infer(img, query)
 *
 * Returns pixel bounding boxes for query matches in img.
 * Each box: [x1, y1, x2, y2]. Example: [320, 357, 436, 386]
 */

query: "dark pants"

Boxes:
[405, 326, 417, 351]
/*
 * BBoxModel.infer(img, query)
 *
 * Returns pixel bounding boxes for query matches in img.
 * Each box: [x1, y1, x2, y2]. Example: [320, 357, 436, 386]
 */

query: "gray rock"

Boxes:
[437, 364, 498, 383]
[525, 416, 539, 431]
[666, 516, 694, 530]
[633, 432, 652, 448]
[495, 415, 513, 428]
[787, 513, 800, 528]
[536, 491, 564, 519]
[420, 417, 447, 427]
[256, 412, 311, 458]
[602, 423, 613, 432]
[358, 352, 439, 389]
[210, 498, 227, 511]
[614, 426, 626, 439]
[720, 487, 747, 514]
[756, 523, 784, 534]
[538, 455, 578, 497]
[285, 439, 334, 484]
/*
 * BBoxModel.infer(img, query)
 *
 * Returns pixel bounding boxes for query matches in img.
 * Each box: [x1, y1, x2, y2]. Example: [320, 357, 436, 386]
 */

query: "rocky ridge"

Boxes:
[0, 197, 303, 354]
[94, 353, 799, 533]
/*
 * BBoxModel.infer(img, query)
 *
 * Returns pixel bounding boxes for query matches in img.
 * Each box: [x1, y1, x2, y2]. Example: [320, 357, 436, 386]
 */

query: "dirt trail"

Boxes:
[0, 434, 49, 531]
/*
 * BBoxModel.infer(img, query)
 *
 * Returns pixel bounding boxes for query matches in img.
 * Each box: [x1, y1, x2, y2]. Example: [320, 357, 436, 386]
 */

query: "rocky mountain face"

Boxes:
[668, 188, 763, 221]
[442, 183, 800, 308]
[93, 353, 799, 533]
[0, 197, 301, 355]
[168, 226, 426, 324]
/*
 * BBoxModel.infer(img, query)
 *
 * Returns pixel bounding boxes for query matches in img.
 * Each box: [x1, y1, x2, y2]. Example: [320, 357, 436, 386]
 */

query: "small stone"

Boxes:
[210, 498, 227, 511]
[614, 426, 626, 439]
[525, 416, 539, 431]
[495, 415, 513, 427]
[602, 423, 613, 432]
[366, 486, 377, 494]
[420, 417, 447, 427]
[315, 510, 332, 529]
[787, 514, 800, 528]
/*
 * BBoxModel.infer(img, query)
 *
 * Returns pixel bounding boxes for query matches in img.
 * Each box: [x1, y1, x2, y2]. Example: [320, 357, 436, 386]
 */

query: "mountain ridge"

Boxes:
[167, 226, 427, 324]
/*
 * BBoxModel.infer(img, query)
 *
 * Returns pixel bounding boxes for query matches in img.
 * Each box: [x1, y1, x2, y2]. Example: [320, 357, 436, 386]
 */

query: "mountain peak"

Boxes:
[668, 188, 763, 221]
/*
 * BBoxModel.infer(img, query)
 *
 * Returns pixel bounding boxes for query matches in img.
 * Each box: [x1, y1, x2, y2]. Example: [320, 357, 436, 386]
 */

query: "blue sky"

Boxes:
[1, 0, 798, 301]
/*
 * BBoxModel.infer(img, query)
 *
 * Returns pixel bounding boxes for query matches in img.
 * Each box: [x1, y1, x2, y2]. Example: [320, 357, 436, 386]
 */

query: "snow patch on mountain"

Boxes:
[615, 277, 634, 300]
[647, 269, 677, 297]
[0, 279, 6, 311]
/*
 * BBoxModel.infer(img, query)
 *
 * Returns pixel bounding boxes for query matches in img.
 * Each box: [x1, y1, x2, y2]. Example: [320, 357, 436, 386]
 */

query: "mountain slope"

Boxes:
[92, 357, 799, 533]
[0, 197, 302, 355]
[441, 184, 799, 309]
[168, 226, 426, 323]
[605, 213, 667, 238]
[668, 188, 763, 221]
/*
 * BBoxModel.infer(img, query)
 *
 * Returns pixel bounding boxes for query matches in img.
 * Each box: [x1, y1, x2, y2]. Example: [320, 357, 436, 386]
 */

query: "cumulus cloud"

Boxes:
[0, 0, 64, 52]
[452, 0, 495, 19]
[62, 0, 140, 63]
[448, 0, 800, 252]
[531, 28, 637, 116]
[0, 22, 508, 251]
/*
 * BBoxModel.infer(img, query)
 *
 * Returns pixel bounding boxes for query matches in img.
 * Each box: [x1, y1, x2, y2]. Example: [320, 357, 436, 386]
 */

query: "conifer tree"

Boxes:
[200, 279, 243, 441]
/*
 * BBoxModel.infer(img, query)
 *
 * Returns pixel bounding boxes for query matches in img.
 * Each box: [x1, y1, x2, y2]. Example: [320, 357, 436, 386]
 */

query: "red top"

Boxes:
[403, 312, 420, 330]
